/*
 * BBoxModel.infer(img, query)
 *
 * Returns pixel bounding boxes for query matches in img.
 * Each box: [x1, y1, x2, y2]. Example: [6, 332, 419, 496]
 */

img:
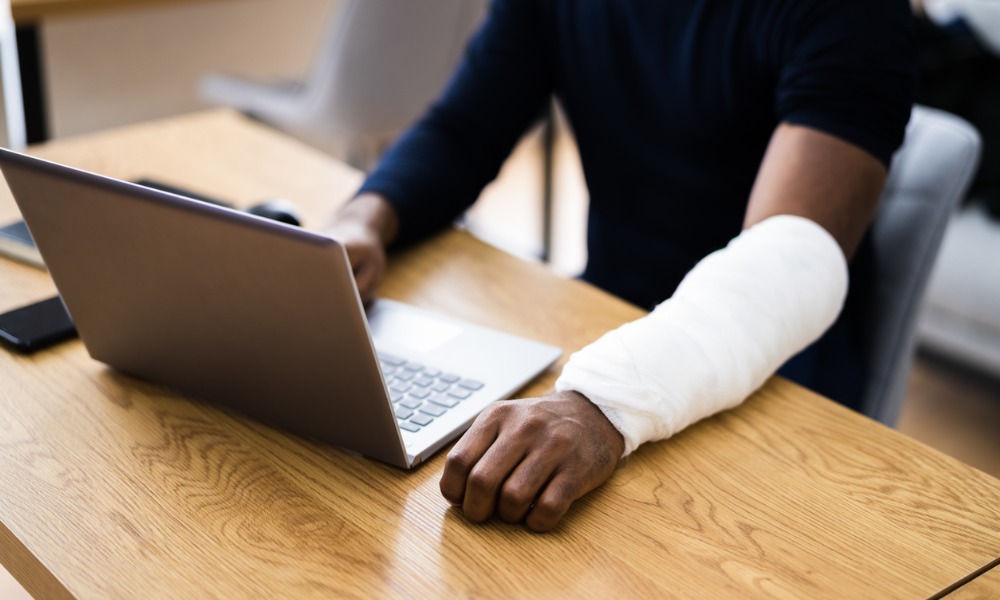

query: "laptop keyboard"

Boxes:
[378, 352, 484, 433]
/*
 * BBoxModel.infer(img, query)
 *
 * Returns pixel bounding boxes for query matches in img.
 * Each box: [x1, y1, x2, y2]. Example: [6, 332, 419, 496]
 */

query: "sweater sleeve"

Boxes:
[773, 0, 917, 167]
[356, 0, 554, 246]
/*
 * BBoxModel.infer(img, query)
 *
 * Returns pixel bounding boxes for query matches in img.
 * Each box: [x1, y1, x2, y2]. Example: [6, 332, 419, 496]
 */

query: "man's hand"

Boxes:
[440, 391, 625, 532]
[325, 193, 399, 302]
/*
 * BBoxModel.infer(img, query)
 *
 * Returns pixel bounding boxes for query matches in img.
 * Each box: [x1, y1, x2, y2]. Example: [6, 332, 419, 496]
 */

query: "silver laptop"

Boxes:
[0, 148, 561, 468]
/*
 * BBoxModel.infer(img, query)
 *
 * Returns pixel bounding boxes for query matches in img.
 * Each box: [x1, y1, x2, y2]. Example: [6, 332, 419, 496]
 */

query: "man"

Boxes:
[327, 0, 916, 531]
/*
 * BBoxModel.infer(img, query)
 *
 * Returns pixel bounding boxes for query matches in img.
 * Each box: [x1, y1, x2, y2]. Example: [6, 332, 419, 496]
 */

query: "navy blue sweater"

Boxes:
[358, 0, 916, 408]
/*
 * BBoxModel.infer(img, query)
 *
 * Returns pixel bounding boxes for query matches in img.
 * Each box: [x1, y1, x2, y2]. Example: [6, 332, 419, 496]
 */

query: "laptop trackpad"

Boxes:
[366, 300, 463, 355]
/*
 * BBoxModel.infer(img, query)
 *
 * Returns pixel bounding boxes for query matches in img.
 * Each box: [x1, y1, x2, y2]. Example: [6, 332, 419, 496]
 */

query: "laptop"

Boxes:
[0, 148, 562, 468]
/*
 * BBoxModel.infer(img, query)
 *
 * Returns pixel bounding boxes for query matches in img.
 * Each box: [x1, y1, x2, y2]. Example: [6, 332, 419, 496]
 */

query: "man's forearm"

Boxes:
[556, 215, 848, 456]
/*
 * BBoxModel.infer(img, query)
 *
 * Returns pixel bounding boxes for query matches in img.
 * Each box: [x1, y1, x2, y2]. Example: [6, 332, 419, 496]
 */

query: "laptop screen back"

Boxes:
[0, 149, 408, 466]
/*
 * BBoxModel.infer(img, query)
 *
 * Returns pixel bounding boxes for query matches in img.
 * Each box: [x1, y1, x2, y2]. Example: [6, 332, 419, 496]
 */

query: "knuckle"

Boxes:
[546, 429, 575, 449]
[501, 482, 535, 509]
[444, 451, 473, 479]
[526, 501, 567, 532]
[535, 494, 568, 519]
[531, 496, 569, 527]
[445, 450, 474, 473]
[494, 400, 518, 415]
[466, 468, 495, 495]
[523, 413, 546, 431]
[516, 412, 549, 436]
[479, 403, 505, 424]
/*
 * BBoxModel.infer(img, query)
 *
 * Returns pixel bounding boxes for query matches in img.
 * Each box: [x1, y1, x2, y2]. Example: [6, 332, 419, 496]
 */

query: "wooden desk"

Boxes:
[1, 110, 999, 599]
[949, 564, 1000, 599]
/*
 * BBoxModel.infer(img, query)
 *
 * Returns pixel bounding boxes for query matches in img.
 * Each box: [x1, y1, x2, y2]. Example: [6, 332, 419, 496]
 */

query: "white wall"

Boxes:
[39, 0, 337, 139]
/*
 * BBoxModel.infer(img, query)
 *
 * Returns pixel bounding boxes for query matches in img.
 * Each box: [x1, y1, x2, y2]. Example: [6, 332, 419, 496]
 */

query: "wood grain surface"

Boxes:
[0, 110, 999, 599]
[947, 564, 1000, 599]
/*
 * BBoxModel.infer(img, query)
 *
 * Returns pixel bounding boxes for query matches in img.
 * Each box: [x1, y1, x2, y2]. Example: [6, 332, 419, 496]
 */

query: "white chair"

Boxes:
[861, 105, 981, 425]
[918, 203, 1000, 378]
[199, 0, 487, 167]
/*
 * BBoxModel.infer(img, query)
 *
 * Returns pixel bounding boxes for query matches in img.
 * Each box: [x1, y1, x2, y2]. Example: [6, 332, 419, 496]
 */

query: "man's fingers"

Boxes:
[496, 449, 560, 524]
[438, 393, 623, 532]
[440, 415, 500, 505]
[344, 242, 363, 270]
[524, 471, 582, 532]
[461, 435, 530, 522]
[346, 248, 383, 301]
[353, 264, 376, 301]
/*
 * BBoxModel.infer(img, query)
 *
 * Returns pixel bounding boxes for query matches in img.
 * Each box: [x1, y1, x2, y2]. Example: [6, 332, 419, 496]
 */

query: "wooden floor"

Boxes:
[900, 352, 1000, 478]
[3, 124, 999, 599]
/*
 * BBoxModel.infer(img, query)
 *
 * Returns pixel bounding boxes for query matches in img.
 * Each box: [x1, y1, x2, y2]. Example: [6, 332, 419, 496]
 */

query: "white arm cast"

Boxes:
[555, 214, 849, 456]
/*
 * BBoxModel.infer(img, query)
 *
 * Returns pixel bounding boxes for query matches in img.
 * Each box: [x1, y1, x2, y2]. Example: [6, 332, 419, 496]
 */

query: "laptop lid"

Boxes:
[0, 148, 410, 467]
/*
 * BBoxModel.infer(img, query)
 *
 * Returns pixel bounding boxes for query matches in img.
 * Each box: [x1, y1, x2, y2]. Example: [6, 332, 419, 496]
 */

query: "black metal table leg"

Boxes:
[16, 23, 49, 144]
[540, 101, 556, 263]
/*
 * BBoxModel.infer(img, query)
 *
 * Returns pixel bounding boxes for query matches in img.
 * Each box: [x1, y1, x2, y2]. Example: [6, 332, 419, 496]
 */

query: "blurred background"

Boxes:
[0, 0, 998, 595]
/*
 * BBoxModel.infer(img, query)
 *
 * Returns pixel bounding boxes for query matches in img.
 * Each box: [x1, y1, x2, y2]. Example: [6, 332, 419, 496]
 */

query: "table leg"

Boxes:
[540, 101, 555, 263]
[15, 23, 48, 144]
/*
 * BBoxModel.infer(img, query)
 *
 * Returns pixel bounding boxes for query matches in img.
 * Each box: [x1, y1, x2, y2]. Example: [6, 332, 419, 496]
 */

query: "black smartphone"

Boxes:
[0, 296, 77, 353]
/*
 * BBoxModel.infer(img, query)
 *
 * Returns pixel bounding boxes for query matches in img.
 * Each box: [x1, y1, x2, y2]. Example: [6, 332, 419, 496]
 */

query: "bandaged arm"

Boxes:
[555, 214, 848, 456]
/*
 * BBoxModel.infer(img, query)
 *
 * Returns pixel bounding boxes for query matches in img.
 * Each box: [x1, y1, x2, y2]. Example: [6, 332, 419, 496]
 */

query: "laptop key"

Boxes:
[399, 422, 421, 433]
[379, 353, 405, 366]
[448, 388, 472, 400]
[408, 388, 431, 400]
[400, 398, 423, 410]
[379, 364, 397, 375]
[458, 379, 485, 391]
[429, 394, 460, 409]
[412, 375, 434, 387]
[419, 403, 447, 417]
[386, 357, 478, 414]
[410, 414, 434, 427]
